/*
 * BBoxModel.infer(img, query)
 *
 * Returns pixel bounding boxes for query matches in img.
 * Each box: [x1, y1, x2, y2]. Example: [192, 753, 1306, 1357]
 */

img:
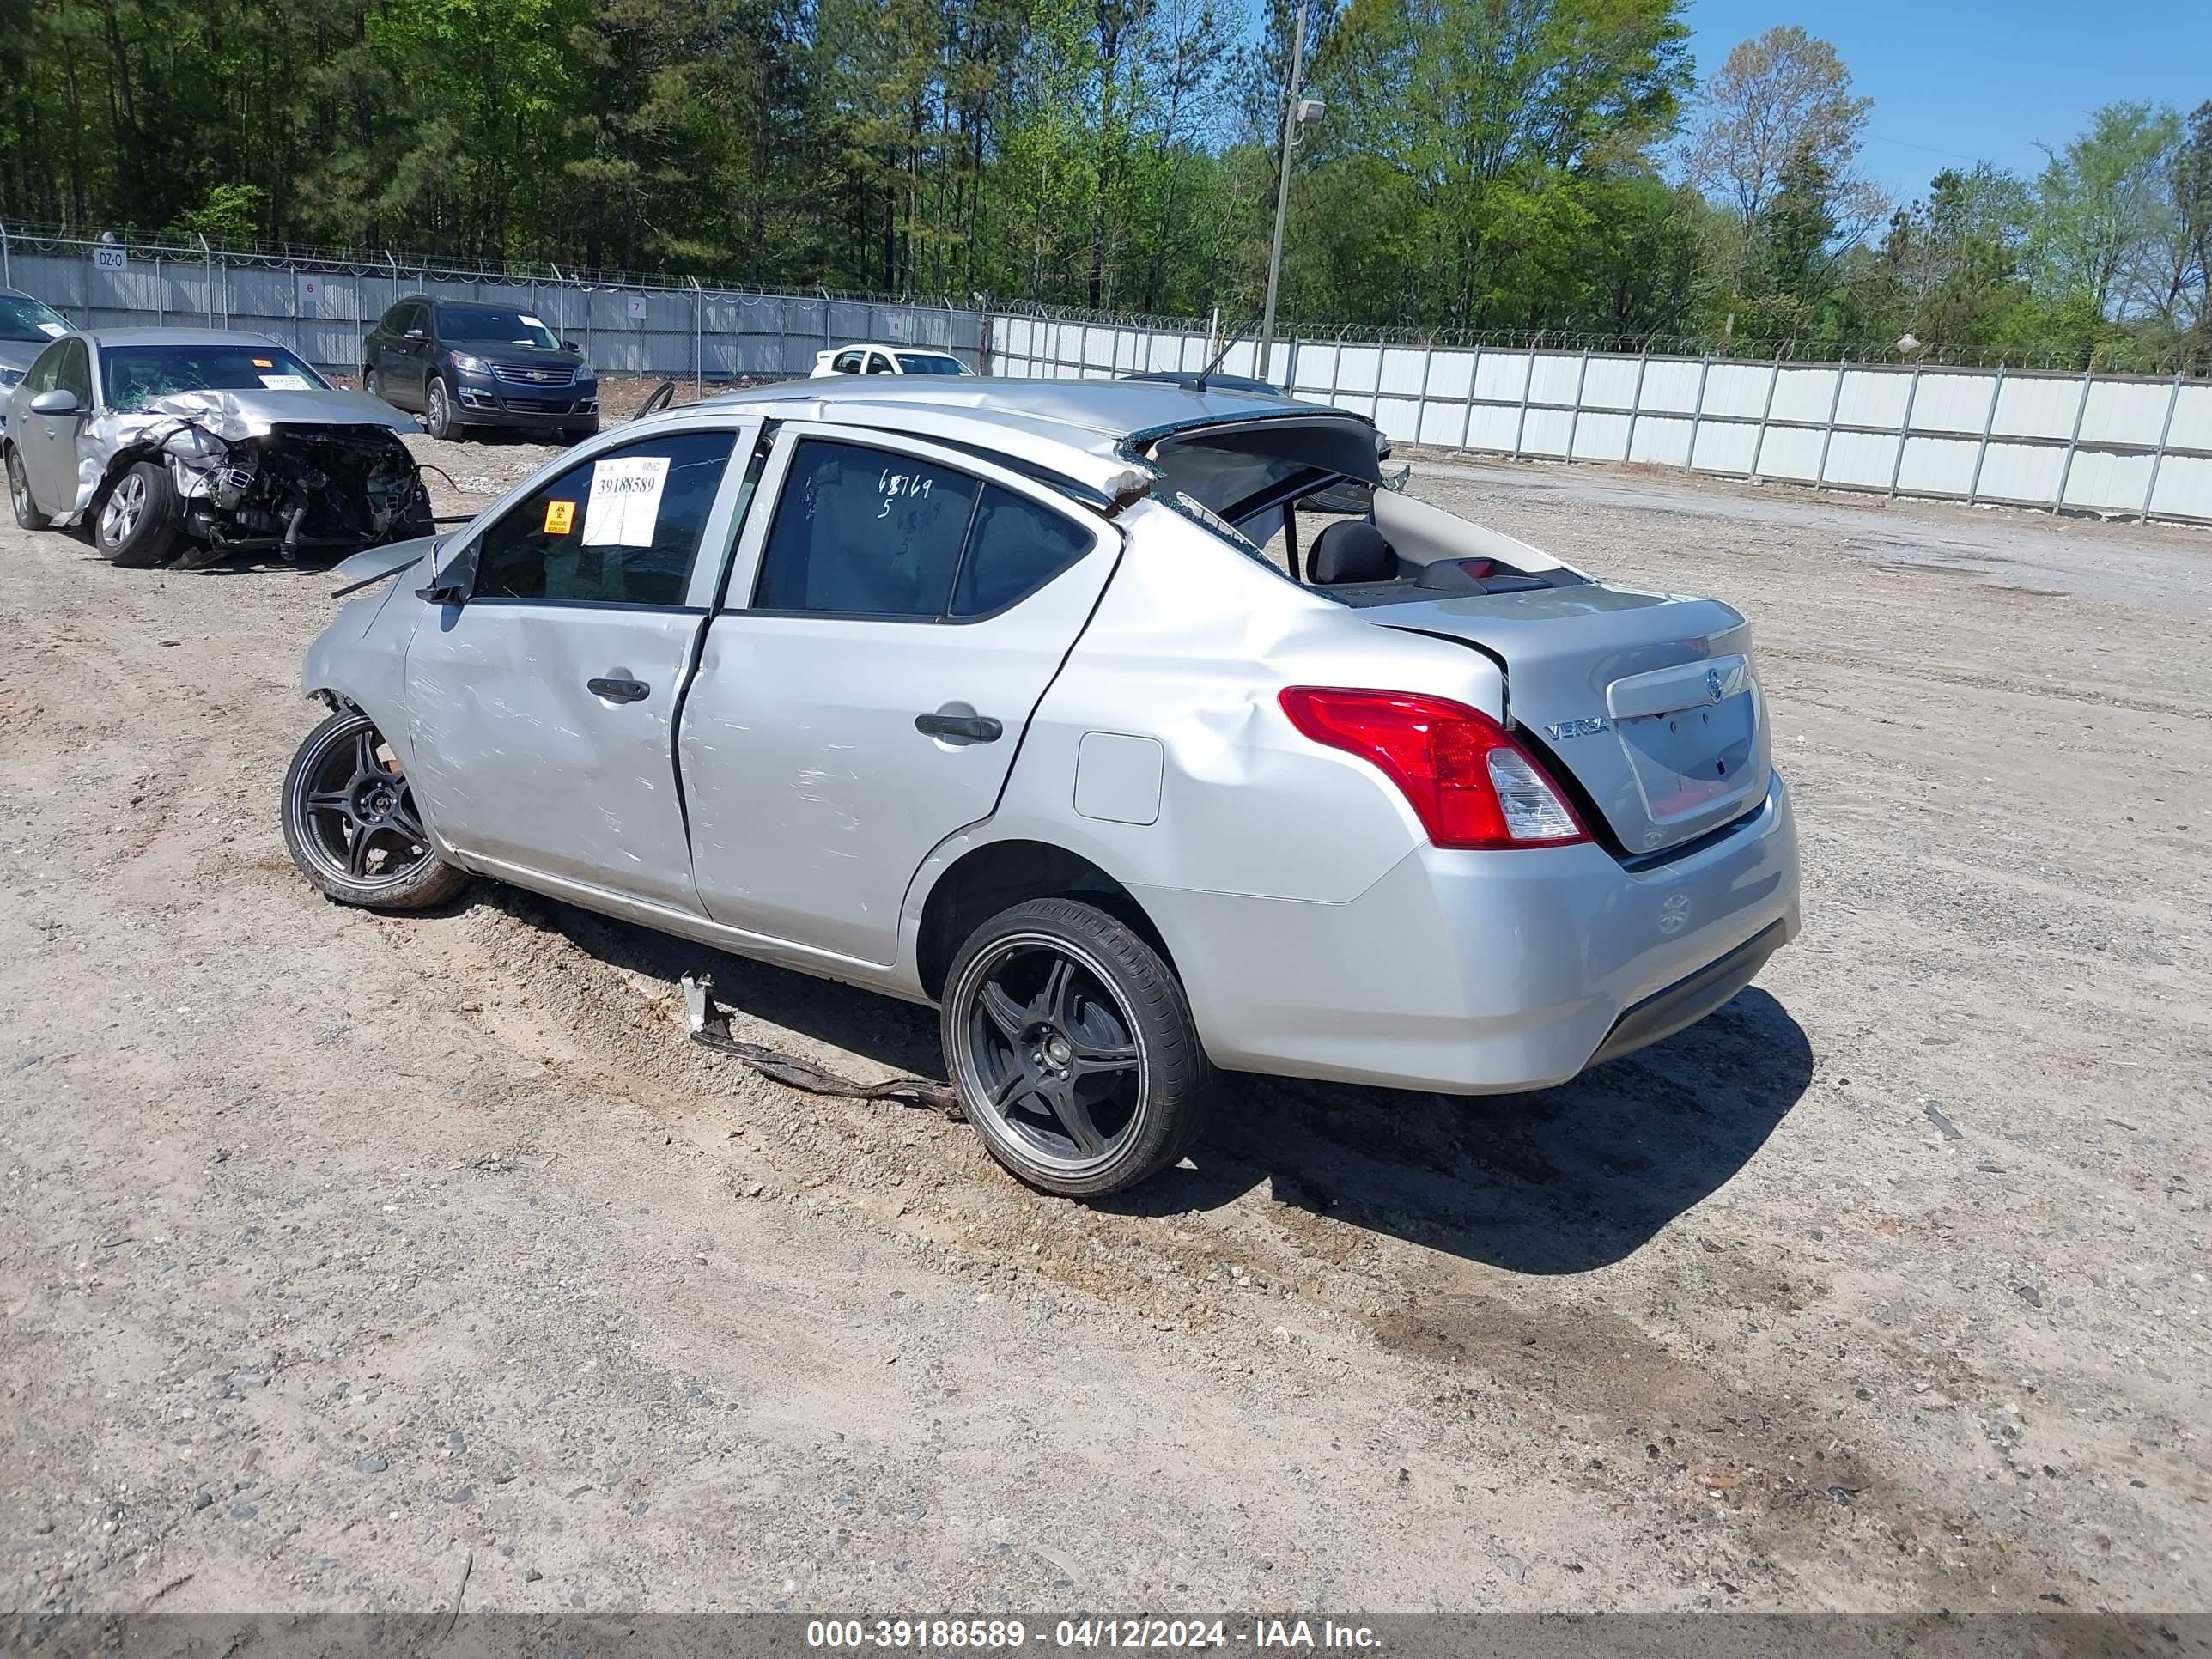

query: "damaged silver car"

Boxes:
[284, 377, 1801, 1199]
[3, 327, 431, 568]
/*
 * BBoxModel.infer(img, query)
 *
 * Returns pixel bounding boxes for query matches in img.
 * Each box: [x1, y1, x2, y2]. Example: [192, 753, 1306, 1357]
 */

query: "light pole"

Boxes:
[1258, 4, 1323, 385]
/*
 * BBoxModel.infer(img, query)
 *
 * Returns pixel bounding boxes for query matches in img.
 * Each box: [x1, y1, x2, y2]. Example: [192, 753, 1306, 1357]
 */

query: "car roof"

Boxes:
[825, 343, 963, 356]
[1121, 370, 1279, 395]
[669, 375, 1374, 498]
[421, 297, 528, 313]
[70, 327, 287, 349]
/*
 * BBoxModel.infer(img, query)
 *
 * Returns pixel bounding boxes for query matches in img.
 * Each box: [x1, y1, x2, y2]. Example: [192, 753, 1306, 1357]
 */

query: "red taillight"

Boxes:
[1278, 687, 1589, 849]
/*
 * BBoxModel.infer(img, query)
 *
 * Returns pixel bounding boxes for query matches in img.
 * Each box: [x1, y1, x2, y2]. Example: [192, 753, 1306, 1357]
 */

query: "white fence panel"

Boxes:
[2154, 453, 2212, 520]
[1638, 358, 1703, 415]
[975, 313, 2211, 525]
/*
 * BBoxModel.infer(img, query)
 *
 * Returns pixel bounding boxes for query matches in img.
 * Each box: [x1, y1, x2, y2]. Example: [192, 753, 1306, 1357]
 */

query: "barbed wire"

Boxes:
[993, 302, 2212, 378]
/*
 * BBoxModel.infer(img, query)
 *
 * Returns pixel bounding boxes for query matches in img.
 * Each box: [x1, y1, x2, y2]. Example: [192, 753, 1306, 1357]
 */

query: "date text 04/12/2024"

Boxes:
[804, 1620, 1384, 1650]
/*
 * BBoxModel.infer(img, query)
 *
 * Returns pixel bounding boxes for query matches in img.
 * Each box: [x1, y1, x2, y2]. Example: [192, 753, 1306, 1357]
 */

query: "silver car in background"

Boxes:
[4, 327, 428, 567]
[283, 379, 1801, 1197]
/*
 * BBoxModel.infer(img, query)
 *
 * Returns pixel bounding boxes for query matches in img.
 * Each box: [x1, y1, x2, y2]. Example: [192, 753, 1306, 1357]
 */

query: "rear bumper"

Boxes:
[1588, 918, 1787, 1067]
[1144, 771, 1800, 1093]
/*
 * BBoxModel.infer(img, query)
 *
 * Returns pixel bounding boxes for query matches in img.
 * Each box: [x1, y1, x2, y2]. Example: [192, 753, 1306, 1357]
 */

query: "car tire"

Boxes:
[364, 367, 386, 402]
[94, 460, 179, 568]
[281, 709, 470, 911]
[940, 896, 1212, 1199]
[564, 422, 600, 447]
[7, 445, 53, 531]
[423, 375, 458, 441]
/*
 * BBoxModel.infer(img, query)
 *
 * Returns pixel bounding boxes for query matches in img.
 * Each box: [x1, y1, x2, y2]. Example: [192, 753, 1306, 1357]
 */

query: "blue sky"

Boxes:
[1683, 0, 2212, 202]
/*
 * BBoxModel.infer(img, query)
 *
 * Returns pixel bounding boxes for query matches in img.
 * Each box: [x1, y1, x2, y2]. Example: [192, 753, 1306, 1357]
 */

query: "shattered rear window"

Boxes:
[100, 345, 329, 411]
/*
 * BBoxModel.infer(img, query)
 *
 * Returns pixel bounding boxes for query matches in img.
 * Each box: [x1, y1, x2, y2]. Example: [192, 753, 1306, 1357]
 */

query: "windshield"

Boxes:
[896, 353, 969, 375]
[439, 306, 561, 349]
[100, 345, 330, 411]
[0, 293, 71, 345]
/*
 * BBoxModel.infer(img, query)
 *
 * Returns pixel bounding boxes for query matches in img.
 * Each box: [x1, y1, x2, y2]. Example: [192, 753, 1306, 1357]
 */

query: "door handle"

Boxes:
[915, 711, 1003, 744]
[588, 675, 650, 703]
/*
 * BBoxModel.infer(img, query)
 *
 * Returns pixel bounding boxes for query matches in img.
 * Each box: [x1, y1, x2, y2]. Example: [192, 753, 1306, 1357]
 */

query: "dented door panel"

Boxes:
[404, 605, 708, 909]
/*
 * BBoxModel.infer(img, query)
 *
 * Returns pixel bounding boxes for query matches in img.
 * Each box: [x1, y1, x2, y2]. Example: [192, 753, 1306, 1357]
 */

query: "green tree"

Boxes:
[1685, 26, 1871, 264]
[2031, 100, 2182, 320]
[1308, 0, 1692, 328]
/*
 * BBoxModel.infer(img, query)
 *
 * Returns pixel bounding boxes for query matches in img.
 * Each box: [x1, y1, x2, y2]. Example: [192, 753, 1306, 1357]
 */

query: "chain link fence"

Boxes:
[0, 224, 987, 384]
[8, 222, 2209, 524]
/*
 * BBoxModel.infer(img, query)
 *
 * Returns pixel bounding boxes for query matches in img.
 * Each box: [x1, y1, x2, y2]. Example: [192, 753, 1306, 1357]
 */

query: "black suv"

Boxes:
[362, 296, 599, 443]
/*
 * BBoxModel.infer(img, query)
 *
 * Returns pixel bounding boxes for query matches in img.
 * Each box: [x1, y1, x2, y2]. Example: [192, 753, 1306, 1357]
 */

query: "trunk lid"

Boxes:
[1369, 584, 1771, 855]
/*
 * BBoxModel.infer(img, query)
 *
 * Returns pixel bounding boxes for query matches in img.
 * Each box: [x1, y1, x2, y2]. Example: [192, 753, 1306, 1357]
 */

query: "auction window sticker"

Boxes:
[259, 373, 313, 391]
[580, 454, 670, 546]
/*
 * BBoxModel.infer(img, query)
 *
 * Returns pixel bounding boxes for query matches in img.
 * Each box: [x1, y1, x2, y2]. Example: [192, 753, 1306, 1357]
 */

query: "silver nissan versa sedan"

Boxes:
[283, 377, 1801, 1197]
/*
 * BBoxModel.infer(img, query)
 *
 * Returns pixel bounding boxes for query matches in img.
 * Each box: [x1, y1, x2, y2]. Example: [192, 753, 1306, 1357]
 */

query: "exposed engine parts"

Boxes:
[158, 422, 431, 568]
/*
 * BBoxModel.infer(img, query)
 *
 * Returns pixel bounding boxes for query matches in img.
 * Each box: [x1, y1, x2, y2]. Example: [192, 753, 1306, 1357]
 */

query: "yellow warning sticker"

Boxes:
[544, 500, 576, 535]
[252, 357, 274, 368]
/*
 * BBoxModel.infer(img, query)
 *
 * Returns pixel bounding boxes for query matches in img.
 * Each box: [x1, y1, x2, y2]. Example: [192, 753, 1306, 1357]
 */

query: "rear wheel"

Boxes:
[7, 446, 53, 531]
[94, 460, 179, 567]
[941, 898, 1212, 1198]
[281, 709, 468, 910]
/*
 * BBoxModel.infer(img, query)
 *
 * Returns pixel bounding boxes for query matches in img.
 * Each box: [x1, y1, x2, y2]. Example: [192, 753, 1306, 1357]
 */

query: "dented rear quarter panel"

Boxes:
[896, 498, 1507, 978]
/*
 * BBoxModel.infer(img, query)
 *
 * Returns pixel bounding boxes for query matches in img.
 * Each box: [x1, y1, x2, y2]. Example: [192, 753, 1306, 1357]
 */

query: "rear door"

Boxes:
[678, 427, 1116, 966]
[402, 420, 759, 911]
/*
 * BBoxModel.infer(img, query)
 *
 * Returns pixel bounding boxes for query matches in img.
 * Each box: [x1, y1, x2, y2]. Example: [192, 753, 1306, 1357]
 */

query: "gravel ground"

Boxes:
[2, 408, 2208, 1620]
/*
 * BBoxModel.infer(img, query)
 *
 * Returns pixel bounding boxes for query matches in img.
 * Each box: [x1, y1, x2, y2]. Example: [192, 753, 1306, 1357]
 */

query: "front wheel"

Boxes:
[281, 709, 469, 910]
[95, 460, 179, 567]
[941, 897, 1212, 1198]
[7, 446, 53, 531]
[423, 375, 458, 441]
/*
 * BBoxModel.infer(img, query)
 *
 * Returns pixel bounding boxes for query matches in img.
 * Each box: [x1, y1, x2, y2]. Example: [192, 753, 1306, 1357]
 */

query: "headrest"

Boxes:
[1309, 520, 1396, 585]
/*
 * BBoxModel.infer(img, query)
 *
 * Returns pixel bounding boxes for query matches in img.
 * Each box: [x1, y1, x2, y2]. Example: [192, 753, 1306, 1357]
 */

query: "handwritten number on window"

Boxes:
[877, 468, 932, 519]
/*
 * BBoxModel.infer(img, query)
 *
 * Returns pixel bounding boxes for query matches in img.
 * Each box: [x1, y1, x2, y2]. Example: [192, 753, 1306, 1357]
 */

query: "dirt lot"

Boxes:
[2, 402, 2208, 1619]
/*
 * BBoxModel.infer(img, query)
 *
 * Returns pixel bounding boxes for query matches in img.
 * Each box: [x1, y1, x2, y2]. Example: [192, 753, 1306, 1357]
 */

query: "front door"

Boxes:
[680, 429, 1116, 966]
[403, 421, 758, 912]
[390, 303, 431, 409]
[20, 338, 91, 512]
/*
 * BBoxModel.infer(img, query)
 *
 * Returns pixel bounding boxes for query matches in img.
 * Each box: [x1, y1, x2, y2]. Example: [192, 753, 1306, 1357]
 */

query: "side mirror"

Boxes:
[562, 340, 581, 354]
[404, 328, 425, 342]
[27, 389, 81, 416]
[415, 538, 476, 605]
